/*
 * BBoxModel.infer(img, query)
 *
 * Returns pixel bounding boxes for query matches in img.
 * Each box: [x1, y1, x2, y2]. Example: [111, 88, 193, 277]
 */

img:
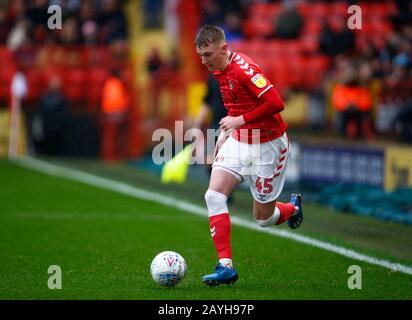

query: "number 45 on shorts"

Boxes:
[255, 177, 273, 194]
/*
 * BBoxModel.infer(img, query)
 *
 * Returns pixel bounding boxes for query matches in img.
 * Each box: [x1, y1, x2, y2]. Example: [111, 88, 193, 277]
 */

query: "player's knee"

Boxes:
[204, 190, 228, 216]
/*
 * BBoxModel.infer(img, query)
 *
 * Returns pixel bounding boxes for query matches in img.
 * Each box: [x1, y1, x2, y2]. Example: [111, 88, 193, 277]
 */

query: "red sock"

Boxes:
[275, 202, 296, 225]
[209, 213, 232, 259]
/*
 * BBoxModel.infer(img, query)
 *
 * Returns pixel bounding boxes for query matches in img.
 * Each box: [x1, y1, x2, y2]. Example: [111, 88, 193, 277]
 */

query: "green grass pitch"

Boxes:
[0, 159, 411, 299]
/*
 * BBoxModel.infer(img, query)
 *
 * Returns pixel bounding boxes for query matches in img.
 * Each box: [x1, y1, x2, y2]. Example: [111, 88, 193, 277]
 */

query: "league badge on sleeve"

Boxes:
[251, 73, 267, 88]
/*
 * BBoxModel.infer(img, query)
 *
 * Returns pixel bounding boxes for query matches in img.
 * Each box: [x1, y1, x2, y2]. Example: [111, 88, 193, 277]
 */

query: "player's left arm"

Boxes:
[219, 63, 284, 131]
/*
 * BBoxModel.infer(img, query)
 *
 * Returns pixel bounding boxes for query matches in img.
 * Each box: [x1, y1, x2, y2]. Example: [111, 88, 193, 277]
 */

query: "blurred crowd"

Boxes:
[0, 0, 127, 50]
[198, 0, 412, 143]
[1, 0, 411, 146]
[325, 1, 412, 143]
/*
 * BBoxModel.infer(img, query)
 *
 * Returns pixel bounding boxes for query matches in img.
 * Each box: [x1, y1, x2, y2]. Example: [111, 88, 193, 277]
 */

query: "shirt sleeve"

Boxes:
[235, 59, 274, 99]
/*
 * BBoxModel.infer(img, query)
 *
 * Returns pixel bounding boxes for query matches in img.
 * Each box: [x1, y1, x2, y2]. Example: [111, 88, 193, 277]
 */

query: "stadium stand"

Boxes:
[0, 0, 410, 224]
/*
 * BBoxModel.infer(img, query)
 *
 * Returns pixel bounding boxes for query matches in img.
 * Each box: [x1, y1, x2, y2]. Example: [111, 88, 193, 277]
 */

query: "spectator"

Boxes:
[201, 0, 225, 26]
[0, 6, 12, 44]
[376, 66, 412, 137]
[32, 75, 68, 155]
[7, 16, 29, 50]
[97, 0, 127, 44]
[143, 0, 164, 29]
[25, 0, 48, 29]
[331, 66, 374, 140]
[101, 69, 130, 161]
[221, 12, 244, 43]
[391, 0, 412, 28]
[59, 16, 81, 44]
[146, 47, 167, 117]
[393, 99, 412, 143]
[79, 1, 98, 45]
[319, 18, 355, 56]
[269, 1, 303, 40]
[147, 47, 164, 75]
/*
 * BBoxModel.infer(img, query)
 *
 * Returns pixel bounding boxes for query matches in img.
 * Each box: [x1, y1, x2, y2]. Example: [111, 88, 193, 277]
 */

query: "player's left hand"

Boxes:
[219, 116, 245, 131]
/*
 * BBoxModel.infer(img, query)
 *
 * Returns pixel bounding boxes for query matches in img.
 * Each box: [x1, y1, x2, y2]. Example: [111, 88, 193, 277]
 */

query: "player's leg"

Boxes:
[203, 167, 240, 286]
[203, 135, 244, 286]
[250, 133, 303, 229]
[253, 196, 302, 228]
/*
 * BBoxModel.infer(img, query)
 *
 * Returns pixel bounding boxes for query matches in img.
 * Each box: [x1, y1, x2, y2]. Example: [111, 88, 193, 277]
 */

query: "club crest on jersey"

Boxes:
[251, 73, 267, 88]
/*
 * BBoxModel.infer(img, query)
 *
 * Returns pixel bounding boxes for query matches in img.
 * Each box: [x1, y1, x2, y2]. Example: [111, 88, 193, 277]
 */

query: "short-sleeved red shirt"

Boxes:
[213, 51, 287, 143]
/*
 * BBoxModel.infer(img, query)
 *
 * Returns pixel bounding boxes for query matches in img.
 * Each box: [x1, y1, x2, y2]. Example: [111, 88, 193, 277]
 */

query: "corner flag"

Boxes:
[161, 144, 193, 184]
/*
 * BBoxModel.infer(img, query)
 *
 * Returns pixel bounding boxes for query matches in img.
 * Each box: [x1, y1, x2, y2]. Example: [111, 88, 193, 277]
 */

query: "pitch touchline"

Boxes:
[14, 156, 412, 276]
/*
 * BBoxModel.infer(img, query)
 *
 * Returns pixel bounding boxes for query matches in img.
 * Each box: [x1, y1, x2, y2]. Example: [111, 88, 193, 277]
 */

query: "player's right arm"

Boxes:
[234, 56, 284, 123]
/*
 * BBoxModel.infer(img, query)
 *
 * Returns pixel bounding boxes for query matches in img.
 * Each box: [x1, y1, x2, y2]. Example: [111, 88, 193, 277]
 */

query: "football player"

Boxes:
[195, 25, 304, 286]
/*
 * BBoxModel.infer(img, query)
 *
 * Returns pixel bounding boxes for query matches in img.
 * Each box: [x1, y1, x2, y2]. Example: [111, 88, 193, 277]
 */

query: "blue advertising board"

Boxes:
[300, 145, 384, 187]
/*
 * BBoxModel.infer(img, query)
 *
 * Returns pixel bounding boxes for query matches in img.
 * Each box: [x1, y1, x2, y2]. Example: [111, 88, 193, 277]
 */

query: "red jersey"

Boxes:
[213, 51, 287, 144]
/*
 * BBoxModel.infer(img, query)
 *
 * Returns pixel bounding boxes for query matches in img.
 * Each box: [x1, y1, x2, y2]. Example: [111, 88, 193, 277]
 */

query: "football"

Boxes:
[150, 251, 187, 287]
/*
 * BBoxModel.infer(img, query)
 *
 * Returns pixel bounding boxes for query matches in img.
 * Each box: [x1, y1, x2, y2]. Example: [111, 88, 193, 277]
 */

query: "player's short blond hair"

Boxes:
[195, 25, 226, 48]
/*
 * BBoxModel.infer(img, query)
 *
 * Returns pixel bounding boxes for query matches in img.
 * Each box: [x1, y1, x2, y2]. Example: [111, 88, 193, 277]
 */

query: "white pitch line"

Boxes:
[13, 156, 412, 276]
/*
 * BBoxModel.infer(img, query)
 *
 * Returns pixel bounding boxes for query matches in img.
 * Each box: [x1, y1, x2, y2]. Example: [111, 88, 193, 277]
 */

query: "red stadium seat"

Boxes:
[25, 68, 45, 101]
[309, 3, 329, 18]
[362, 19, 393, 37]
[265, 41, 283, 56]
[326, 14, 346, 32]
[282, 40, 303, 56]
[283, 56, 307, 87]
[384, 1, 398, 15]
[248, 2, 281, 19]
[244, 2, 284, 39]
[0, 48, 15, 66]
[236, 40, 266, 58]
[87, 46, 111, 66]
[62, 68, 87, 102]
[297, 2, 311, 18]
[301, 34, 319, 54]
[0, 63, 15, 100]
[360, 1, 398, 18]
[328, 2, 348, 17]
[303, 20, 323, 36]
[303, 55, 330, 89]
[243, 18, 273, 39]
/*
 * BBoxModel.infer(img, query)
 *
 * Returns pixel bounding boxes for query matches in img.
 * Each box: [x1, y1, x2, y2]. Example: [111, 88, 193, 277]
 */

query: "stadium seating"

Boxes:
[0, 64, 15, 101]
[239, 1, 398, 91]
[24, 68, 44, 102]
[62, 68, 88, 103]
[0, 43, 134, 114]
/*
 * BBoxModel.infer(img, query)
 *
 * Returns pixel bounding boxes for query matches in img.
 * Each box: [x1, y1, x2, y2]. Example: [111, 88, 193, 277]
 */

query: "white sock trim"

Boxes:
[205, 190, 228, 217]
[219, 258, 233, 268]
[254, 207, 281, 227]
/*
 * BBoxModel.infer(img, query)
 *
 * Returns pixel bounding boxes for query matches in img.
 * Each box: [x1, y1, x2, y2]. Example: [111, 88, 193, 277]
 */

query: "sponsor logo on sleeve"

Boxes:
[251, 73, 267, 88]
